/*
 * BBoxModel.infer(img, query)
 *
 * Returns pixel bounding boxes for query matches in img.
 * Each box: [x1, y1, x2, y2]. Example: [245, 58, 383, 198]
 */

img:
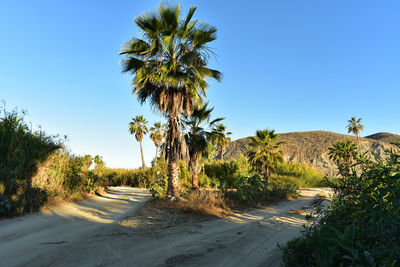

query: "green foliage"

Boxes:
[246, 128, 284, 179]
[202, 156, 299, 204]
[328, 140, 360, 177]
[120, 4, 222, 111]
[102, 168, 149, 188]
[198, 170, 220, 188]
[234, 176, 270, 204]
[346, 116, 364, 139]
[228, 175, 299, 205]
[129, 115, 148, 142]
[205, 160, 242, 189]
[282, 143, 400, 266]
[148, 171, 168, 199]
[0, 107, 60, 216]
[182, 103, 223, 188]
[210, 123, 232, 160]
[273, 162, 330, 187]
[150, 122, 165, 163]
[0, 106, 115, 217]
[268, 176, 299, 199]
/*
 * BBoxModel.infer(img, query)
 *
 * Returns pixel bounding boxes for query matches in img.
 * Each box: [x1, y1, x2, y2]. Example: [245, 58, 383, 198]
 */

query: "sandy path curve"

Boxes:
[0, 187, 151, 267]
[0, 187, 330, 267]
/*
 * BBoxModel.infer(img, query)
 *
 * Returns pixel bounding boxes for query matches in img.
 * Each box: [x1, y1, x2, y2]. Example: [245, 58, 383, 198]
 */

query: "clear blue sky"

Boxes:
[1, 0, 399, 168]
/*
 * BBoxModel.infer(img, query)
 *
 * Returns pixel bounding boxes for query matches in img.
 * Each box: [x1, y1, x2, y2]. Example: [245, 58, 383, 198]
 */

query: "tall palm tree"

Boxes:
[182, 103, 223, 189]
[150, 122, 165, 164]
[328, 140, 358, 177]
[120, 5, 221, 198]
[346, 117, 364, 143]
[211, 123, 232, 161]
[246, 129, 284, 182]
[129, 115, 148, 168]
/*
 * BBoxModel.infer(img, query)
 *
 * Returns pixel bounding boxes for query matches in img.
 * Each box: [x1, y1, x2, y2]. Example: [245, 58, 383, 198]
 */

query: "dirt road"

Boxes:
[0, 187, 331, 267]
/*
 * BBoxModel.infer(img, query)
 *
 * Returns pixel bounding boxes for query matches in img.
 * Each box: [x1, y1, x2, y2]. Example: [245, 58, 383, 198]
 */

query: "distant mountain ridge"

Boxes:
[224, 131, 398, 176]
[365, 132, 400, 144]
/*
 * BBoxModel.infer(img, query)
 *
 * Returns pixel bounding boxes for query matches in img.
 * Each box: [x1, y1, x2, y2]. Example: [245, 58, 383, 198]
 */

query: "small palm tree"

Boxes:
[120, 5, 221, 198]
[129, 115, 148, 168]
[346, 117, 364, 143]
[328, 140, 359, 177]
[211, 123, 232, 161]
[246, 129, 284, 182]
[150, 122, 165, 164]
[182, 103, 223, 189]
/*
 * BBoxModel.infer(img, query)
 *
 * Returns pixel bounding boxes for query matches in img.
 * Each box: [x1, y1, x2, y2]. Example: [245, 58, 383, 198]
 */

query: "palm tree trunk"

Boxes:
[139, 140, 146, 168]
[190, 156, 200, 189]
[220, 146, 224, 161]
[154, 145, 159, 164]
[167, 113, 180, 198]
[192, 171, 199, 190]
[264, 165, 270, 183]
[168, 157, 179, 197]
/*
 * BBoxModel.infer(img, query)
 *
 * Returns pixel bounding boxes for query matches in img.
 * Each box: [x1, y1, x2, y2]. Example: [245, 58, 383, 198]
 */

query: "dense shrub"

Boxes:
[233, 176, 270, 204]
[282, 143, 400, 266]
[0, 108, 60, 216]
[268, 176, 299, 200]
[204, 155, 253, 188]
[274, 162, 330, 187]
[0, 106, 111, 217]
[33, 150, 107, 197]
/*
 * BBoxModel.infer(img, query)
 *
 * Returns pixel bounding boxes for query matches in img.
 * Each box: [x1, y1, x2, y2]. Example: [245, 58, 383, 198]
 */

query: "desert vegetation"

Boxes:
[0, 107, 108, 216]
[0, 104, 328, 217]
[282, 139, 400, 266]
[2, 3, 399, 266]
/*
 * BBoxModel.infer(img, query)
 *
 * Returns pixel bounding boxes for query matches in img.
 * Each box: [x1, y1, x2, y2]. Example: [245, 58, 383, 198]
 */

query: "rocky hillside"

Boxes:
[224, 131, 396, 176]
[365, 132, 400, 144]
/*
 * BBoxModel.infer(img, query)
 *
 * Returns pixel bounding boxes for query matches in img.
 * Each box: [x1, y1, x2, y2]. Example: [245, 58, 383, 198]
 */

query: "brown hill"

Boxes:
[365, 132, 400, 144]
[224, 131, 394, 176]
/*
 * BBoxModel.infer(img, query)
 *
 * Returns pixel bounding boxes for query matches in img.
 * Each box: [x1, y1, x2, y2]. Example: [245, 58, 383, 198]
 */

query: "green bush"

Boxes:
[225, 175, 299, 205]
[204, 156, 253, 189]
[198, 170, 220, 188]
[282, 143, 400, 266]
[234, 176, 270, 204]
[0, 106, 115, 217]
[269, 176, 299, 199]
[274, 162, 329, 187]
[0, 107, 60, 216]
[148, 172, 168, 199]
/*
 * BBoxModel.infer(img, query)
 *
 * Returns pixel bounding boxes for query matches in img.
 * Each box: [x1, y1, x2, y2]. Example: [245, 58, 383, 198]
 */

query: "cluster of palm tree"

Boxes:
[246, 129, 284, 183]
[181, 103, 227, 189]
[121, 4, 292, 197]
[328, 140, 359, 177]
[121, 4, 224, 197]
[128, 107, 232, 191]
[129, 116, 165, 169]
[211, 124, 232, 161]
[327, 116, 365, 177]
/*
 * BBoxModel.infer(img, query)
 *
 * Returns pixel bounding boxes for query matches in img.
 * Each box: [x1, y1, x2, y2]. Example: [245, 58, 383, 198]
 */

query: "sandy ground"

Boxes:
[0, 187, 331, 267]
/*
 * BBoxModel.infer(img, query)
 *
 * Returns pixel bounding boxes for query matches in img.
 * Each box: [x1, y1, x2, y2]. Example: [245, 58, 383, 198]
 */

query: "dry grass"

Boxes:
[289, 209, 309, 216]
[95, 186, 107, 196]
[153, 189, 231, 218]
